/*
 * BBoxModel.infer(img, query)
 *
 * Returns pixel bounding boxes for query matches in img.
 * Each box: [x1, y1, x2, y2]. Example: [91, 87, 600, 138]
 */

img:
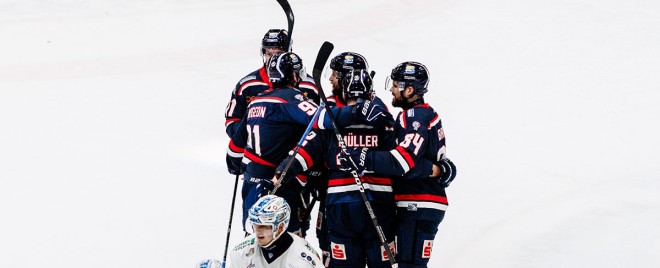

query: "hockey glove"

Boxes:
[338, 148, 369, 175]
[353, 99, 386, 123]
[433, 158, 457, 187]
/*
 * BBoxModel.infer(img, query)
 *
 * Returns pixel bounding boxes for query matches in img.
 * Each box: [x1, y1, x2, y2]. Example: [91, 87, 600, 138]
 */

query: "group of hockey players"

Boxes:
[219, 29, 457, 268]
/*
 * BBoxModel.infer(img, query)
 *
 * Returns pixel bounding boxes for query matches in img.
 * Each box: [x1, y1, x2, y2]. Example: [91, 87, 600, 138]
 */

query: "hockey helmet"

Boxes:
[329, 52, 369, 80]
[261, 29, 290, 53]
[267, 52, 306, 88]
[342, 69, 374, 100]
[247, 195, 291, 236]
[387, 61, 430, 95]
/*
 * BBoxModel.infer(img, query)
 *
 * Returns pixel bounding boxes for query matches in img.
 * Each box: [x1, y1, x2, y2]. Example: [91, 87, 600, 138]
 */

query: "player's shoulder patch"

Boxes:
[239, 75, 257, 85]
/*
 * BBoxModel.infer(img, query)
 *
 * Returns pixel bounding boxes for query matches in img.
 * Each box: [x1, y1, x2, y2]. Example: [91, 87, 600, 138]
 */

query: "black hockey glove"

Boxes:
[353, 99, 386, 123]
[338, 148, 369, 175]
[226, 155, 244, 175]
[432, 158, 457, 187]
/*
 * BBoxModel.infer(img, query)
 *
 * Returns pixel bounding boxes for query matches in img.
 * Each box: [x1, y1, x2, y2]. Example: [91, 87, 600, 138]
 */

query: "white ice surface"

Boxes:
[1, 0, 660, 267]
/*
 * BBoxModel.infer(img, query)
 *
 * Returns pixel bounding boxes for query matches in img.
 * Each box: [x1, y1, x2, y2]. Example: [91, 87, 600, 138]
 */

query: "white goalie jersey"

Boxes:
[228, 232, 324, 268]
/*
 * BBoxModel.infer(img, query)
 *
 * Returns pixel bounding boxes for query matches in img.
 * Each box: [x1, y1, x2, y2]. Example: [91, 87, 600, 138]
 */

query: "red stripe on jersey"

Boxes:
[259, 67, 273, 88]
[244, 150, 276, 167]
[297, 148, 314, 167]
[328, 176, 392, 186]
[428, 114, 440, 129]
[228, 140, 244, 153]
[395, 146, 415, 168]
[413, 103, 431, 109]
[395, 194, 448, 204]
[225, 118, 240, 127]
[299, 81, 318, 93]
[328, 178, 355, 187]
[296, 174, 308, 183]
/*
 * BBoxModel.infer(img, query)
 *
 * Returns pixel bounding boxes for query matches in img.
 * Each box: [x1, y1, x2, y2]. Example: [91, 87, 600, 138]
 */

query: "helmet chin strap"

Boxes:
[261, 223, 285, 249]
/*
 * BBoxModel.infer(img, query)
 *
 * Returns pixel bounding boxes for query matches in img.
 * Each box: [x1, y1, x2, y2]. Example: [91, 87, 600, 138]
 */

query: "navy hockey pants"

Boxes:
[327, 202, 395, 268]
[395, 210, 445, 268]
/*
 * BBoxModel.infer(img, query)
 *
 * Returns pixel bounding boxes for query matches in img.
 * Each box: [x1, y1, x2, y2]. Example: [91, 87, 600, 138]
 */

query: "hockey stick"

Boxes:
[269, 103, 325, 195]
[276, 0, 294, 51]
[220, 174, 241, 268]
[311, 41, 398, 266]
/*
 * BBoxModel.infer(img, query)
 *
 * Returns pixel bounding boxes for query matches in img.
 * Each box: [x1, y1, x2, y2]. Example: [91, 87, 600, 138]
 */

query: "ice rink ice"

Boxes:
[1, 0, 660, 267]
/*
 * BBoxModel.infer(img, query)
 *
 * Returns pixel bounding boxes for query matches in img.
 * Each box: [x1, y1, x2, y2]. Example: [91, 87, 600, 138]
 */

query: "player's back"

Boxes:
[242, 88, 319, 178]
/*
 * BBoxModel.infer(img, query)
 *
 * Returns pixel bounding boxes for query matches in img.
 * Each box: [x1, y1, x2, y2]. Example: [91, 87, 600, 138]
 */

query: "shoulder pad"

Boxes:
[239, 75, 257, 85]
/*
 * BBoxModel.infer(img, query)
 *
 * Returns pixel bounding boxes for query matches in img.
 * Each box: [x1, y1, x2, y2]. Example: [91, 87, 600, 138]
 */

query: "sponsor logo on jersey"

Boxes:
[331, 242, 347, 260]
[381, 246, 389, 261]
[407, 203, 418, 211]
[422, 240, 433, 258]
[301, 252, 307, 258]
[247, 106, 267, 119]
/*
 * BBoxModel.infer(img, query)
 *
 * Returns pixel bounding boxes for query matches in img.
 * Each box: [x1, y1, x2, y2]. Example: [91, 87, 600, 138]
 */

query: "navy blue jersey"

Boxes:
[363, 104, 448, 214]
[277, 97, 398, 205]
[227, 87, 322, 179]
[224, 66, 320, 137]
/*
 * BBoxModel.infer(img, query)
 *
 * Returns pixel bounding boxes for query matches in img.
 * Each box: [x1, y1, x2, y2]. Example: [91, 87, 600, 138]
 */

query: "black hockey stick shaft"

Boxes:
[276, 0, 294, 51]
[221, 174, 240, 268]
[312, 41, 398, 266]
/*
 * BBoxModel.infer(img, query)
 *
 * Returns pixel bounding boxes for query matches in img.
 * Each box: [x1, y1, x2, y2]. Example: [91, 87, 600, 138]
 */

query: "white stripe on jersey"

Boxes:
[317, 109, 328, 129]
[250, 98, 286, 105]
[389, 149, 411, 173]
[227, 147, 244, 158]
[327, 183, 392, 194]
[238, 81, 268, 96]
[428, 115, 440, 129]
[299, 83, 318, 94]
[396, 201, 448, 211]
[242, 157, 251, 165]
[294, 154, 309, 171]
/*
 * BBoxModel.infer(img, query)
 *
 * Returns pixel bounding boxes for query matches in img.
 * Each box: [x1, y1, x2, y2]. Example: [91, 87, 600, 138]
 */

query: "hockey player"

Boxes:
[344, 62, 457, 268]
[227, 52, 330, 236]
[224, 29, 319, 138]
[274, 69, 398, 268]
[326, 52, 369, 107]
[228, 195, 324, 268]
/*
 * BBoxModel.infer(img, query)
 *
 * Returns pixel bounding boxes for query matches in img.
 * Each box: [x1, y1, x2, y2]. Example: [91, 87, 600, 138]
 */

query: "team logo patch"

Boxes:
[422, 240, 433, 258]
[405, 65, 415, 74]
[290, 54, 300, 63]
[344, 55, 354, 64]
[331, 242, 347, 260]
[294, 94, 304, 101]
[412, 121, 421, 131]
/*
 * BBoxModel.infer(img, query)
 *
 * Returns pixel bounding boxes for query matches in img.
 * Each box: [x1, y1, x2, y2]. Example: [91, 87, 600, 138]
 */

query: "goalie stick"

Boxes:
[312, 41, 398, 267]
[276, 0, 294, 51]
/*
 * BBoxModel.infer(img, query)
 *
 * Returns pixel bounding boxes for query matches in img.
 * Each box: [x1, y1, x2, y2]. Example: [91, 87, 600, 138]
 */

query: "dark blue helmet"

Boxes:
[329, 52, 369, 79]
[261, 29, 290, 53]
[389, 61, 430, 95]
[342, 69, 373, 100]
[267, 52, 305, 88]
